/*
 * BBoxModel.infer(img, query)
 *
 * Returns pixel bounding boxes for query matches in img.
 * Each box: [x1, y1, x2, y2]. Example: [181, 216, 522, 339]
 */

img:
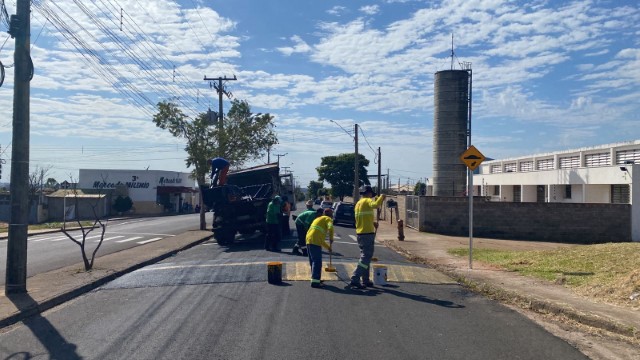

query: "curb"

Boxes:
[383, 240, 639, 341]
[0, 233, 213, 329]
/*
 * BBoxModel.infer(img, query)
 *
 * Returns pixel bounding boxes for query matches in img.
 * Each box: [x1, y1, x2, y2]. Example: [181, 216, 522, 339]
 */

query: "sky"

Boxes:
[0, 0, 639, 190]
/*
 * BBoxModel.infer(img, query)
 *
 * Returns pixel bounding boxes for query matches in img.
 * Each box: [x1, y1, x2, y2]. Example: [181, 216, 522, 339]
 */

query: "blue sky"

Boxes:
[0, 0, 639, 189]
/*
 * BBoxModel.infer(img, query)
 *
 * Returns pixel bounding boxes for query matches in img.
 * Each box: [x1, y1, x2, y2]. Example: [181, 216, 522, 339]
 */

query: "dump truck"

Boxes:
[201, 163, 281, 245]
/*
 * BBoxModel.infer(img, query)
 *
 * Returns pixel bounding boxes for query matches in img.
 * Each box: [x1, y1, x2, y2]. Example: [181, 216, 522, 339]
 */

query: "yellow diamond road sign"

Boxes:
[460, 145, 486, 171]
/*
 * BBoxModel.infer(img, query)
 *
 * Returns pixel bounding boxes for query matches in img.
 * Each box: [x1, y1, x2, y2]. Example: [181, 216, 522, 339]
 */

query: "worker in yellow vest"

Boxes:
[347, 185, 385, 289]
[305, 208, 334, 288]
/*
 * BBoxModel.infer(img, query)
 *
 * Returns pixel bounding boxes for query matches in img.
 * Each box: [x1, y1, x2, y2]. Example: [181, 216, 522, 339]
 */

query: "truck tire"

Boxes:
[214, 228, 236, 245]
[239, 228, 255, 235]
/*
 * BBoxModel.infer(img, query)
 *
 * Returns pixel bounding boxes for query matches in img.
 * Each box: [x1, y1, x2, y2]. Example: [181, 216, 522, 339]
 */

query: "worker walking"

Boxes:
[347, 185, 385, 289]
[306, 208, 334, 288]
[292, 203, 323, 256]
[207, 157, 230, 187]
[265, 196, 282, 252]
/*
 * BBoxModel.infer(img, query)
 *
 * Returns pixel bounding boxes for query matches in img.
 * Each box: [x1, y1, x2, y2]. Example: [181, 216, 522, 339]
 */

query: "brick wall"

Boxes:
[405, 196, 630, 244]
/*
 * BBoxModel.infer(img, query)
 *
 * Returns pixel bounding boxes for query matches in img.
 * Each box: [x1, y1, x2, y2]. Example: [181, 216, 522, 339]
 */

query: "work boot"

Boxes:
[363, 280, 375, 287]
[311, 282, 324, 288]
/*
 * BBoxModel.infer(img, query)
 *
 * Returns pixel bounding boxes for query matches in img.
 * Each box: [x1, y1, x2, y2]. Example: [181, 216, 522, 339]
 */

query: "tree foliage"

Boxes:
[113, 195, 133, 213]
[414, 182, 427, 195]
[153, 99, 277, 230]
[316, 153, 370, 201]
[307, 180, 323, 200]
[45, 177, 58, 189]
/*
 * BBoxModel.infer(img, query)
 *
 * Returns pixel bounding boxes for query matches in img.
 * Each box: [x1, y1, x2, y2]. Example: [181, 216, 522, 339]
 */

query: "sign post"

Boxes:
[460, 145, 485, 269]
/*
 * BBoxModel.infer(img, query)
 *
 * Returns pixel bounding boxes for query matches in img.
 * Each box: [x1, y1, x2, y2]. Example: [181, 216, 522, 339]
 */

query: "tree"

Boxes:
[414, 182, 427, 195]
[316, 153, 370, 201]
[28, 165, 52, 197]
[113, 195, 133, 213]
[61, 176, 109, 271]
[153, 100, 277, 230]
[294, 184, 305, 202]
[307, 180, 323, 200]
[45, 177, 58, 189]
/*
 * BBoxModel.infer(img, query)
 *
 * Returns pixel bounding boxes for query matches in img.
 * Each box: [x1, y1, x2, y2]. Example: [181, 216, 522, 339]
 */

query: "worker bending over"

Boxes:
[305, 208, 334, 288]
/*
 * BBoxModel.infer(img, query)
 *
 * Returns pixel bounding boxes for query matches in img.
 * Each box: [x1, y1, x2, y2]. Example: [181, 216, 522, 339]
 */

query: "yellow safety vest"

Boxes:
[305, 215, 333, 249]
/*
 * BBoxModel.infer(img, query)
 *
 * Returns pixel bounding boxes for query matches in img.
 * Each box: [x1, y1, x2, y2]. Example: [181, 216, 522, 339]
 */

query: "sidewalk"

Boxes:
[374, 219, 640, 342]
[0, 229, 213, 328]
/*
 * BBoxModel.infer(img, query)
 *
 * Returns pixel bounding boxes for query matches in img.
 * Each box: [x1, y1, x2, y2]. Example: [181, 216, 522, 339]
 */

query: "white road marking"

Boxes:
[137, 237, 163, 245]
[108, 232, 175, 237]
[51, 234, 103, 242]
[332, 240, 384, 247]
[349, 235, 357, 241]
[96, 235, 125, 242]
[32, 235, 69, 242]
[115, 236, 143, 243]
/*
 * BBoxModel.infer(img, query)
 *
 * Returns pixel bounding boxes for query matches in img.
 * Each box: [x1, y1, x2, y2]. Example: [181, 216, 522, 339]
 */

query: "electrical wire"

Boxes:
[31, 0, 213, 120]
[0, 34, 9, 53]
[358, 125, 378, 163]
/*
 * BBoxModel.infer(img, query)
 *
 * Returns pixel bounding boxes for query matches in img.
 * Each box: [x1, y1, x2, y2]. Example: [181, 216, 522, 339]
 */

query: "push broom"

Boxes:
[325, 240, 336, 273]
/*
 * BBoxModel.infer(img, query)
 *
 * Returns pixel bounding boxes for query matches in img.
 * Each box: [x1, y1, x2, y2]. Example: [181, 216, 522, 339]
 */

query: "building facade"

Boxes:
[475, 140, 639, 205]
[78, 169, 197, 215]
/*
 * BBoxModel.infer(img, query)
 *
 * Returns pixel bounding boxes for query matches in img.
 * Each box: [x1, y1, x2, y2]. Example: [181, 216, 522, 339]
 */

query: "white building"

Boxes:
[474, 140, 639, 205]
[78, 169, 197, 214]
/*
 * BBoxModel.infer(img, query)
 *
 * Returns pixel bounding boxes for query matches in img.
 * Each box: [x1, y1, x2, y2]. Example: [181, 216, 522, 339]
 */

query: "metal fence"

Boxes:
[406, 195, 419, 230]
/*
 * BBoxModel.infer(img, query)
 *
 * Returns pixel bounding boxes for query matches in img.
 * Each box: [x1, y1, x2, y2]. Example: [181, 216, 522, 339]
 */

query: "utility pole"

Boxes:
[275, 153, 287, 167]
[203, 75, 236, 156]
[377, 147, 381, 194]
[377, 147, 382, 220]
[353, 124, 359, 202]
[6, 0, 31, 294]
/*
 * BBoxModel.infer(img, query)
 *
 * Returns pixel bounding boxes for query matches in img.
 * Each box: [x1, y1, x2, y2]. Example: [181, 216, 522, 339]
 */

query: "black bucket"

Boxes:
[267, 262, 282, 284]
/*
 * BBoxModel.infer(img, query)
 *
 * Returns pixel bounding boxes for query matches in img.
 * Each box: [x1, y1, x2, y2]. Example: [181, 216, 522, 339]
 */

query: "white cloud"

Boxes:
[327, 6, 347, 16]
[360, 5, 380, 16]
[276, 35, 312, 56]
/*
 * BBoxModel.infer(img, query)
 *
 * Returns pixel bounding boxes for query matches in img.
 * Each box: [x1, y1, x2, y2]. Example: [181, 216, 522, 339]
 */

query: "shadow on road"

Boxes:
[6, 293, 81, 360]
[321, 283, 465, 308]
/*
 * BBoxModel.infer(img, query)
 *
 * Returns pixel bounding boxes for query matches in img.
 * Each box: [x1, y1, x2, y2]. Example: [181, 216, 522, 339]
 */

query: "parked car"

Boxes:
[314, 199, 321, 205]
[320, 201, 333, 209]
[333, 202, 355, 227]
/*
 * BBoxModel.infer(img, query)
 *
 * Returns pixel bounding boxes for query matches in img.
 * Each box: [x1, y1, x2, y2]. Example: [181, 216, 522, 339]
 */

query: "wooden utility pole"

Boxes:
[203, 75, 236, 156]
[6, 0, 31, 294]
[275, 153, 287, 167]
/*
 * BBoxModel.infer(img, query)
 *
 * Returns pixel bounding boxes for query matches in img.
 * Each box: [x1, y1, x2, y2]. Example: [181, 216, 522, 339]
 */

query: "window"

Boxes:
[565, 185, 572, 199]
[559, 156, 580, 169]
[519, 161, 533, 172]
[611, 184, 630, 204]
[490, 165, 502, 174]
[616, 149, 640, 164]
[536, 158, 554, 170]
[504, 163, 516, 172]
[585, 152, 611, 167]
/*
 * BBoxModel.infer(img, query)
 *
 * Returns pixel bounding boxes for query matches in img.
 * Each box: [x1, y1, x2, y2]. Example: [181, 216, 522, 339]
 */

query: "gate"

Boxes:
[406, 195, 419, 230]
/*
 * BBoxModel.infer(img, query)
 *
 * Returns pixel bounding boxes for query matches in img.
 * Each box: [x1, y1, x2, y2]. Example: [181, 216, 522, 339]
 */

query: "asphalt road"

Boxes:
[0, 213, 588, 359]
[0, 213, 203, 285]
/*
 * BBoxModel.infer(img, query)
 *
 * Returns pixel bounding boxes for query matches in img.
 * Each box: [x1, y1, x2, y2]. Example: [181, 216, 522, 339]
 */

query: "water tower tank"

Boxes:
[433, 70, 469, 197]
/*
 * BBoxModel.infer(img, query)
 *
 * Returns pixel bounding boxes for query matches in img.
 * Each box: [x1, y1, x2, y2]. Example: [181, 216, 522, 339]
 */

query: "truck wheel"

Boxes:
[239, 229, 255, 235]
[214, 228, 236, 245]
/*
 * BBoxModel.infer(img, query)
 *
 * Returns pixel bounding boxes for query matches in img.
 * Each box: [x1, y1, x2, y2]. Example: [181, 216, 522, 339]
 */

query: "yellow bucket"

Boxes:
[267, 262, 283, 284]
